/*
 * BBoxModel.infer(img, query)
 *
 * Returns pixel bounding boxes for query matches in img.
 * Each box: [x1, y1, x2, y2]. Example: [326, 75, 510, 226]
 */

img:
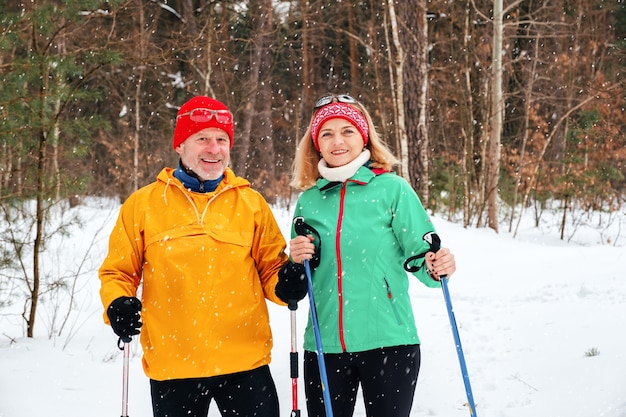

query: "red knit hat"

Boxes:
[173, 96, 234, 149]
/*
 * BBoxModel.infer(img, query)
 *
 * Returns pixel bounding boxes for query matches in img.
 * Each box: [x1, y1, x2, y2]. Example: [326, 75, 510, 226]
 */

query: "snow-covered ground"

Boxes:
[1, 198, 624, 417]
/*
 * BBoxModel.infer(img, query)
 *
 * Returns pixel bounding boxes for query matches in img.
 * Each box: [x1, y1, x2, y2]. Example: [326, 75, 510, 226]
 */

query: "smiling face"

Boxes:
[175, 127, 230, 181]
[316, 118, 365, 168]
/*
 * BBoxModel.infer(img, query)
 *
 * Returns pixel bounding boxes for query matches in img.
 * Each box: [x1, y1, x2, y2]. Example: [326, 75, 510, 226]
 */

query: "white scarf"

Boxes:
[318, 149, 371, 183]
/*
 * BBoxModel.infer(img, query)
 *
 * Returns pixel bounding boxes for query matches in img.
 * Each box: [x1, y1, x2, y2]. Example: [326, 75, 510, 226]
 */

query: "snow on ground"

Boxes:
[0, 198, 624, 417]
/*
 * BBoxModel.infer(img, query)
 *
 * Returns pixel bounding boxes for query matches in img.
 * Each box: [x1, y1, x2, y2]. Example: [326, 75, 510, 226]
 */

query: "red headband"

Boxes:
[310, 102, 369, 151]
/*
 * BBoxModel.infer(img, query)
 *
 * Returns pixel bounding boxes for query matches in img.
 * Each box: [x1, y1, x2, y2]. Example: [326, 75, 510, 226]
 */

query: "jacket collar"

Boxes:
[174, 161, 223, 193]
[158, 167, 250, 193]
[316, 165, 377, 191]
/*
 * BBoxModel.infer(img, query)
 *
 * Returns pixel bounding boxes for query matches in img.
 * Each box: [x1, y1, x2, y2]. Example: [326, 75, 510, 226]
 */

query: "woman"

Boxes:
[285, 94, 457, 417]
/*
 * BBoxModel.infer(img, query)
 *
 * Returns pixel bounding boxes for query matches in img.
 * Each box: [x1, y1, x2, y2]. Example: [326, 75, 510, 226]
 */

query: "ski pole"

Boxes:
[422, 232, 478, 417]
[117, 337, 131, 417]
[440, 275, 478, 417]
[303, 258, 334, 417]
[294, 217, 334, 417]
[288, 299, 301, 417]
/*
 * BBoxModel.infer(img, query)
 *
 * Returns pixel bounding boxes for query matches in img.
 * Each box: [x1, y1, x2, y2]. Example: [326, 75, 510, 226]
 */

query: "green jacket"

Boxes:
[292, 166, 441, 354]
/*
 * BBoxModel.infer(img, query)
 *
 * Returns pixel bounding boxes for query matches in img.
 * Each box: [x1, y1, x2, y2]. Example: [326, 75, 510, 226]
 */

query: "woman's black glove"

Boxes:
[107, 296, 142, 343]
[275, 261, 308, 304]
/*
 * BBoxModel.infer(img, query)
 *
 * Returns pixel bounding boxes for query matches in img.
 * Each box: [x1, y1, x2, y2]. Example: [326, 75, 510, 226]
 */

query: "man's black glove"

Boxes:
[107, 296, 142, 343]
[275, 261, 308, 304]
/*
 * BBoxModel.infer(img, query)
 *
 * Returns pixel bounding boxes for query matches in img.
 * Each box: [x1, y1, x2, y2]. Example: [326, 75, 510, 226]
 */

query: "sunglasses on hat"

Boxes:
[177, 108, 233, 124]
[314, 94, 358, 110]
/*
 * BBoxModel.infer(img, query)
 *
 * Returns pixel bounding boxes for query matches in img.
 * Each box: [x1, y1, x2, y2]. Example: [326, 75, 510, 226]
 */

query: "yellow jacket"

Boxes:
[99, 167, 288, 380]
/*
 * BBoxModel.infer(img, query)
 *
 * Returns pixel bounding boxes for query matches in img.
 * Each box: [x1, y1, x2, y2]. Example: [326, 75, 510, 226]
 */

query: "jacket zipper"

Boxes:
[383, 277, 402, 325]
[336, 183, 347, 352]
[331, 178, 367, 353]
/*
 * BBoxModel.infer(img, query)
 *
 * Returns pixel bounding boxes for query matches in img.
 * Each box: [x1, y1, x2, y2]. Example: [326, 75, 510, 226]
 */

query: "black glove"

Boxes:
[107, 296, 142, 343]
[275, 261, 308, 304]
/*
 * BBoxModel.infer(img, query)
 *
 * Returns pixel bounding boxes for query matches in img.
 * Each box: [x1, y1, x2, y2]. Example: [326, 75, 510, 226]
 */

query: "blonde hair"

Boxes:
[290, 101, 400, 190]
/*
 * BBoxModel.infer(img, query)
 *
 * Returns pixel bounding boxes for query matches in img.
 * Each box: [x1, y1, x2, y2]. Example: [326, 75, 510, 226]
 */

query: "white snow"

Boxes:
[0, 198, 624, 417]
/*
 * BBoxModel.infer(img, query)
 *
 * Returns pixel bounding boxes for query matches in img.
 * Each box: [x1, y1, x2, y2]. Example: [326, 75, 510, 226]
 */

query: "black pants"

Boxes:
[150, 365, 279, 417]
[304, 345, 421, 417]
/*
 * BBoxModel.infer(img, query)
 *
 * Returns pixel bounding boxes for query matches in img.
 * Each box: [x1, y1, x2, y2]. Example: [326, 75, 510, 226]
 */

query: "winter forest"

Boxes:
[1, 0, 625, 338]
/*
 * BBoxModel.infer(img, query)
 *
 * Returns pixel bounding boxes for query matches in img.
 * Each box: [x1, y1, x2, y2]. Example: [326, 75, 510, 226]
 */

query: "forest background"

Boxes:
[1, 0, 625, 337]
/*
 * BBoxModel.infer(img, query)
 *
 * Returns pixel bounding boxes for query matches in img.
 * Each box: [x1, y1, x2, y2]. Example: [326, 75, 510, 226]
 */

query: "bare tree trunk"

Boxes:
[560, 179, 569, 240]
[486, 0, 503, 232]
[30, 127, 47, 338]
[52, 28, 66, 201]
[255, 3, 277, 202]
[133, 76, 142, 192]
[461, 0, 474, 227]
[0, 142, 9, 193]
[27, 41, 55, 336]
[395, 1, 430, 201]
[476, 77, 490, 228]
[16, 143, 22, 197]
[347, 2, 359, 87]
[416, 1, 430, 204]
[132, 0, 146, 192]
[0, 51, 5, 194]
[382, 10, 400, 160]
[52, 95, 62, 201]
[200, 11, 217, 97]
[370, 13, 388, 150]
[298, 0, 310, 138]
[386, 0, 409, 180]
[182, 0, 197, 36]
[234, 0, 272, 177]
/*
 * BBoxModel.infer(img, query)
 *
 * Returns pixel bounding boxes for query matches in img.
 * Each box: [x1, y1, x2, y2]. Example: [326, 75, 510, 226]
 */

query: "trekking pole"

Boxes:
[423, 232, 478, 417]
[294, 217, 334, 417]
[440, 275, 478, 417]
[288, 299, 301, 417]
[117, 337, 131, 417]
[303, 258, 334, 417]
